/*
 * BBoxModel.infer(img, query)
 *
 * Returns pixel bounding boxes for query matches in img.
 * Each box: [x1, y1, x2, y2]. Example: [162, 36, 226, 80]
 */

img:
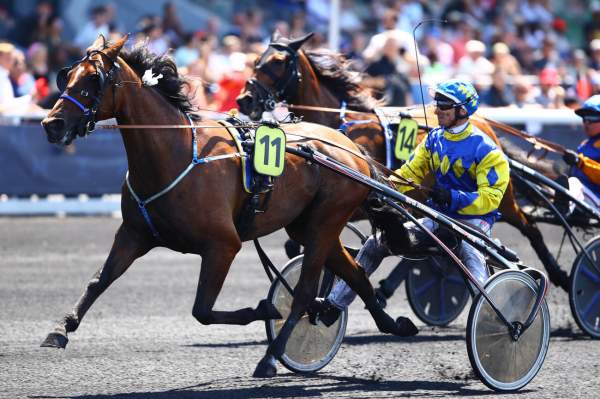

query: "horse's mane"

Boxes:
[120, 45, 194, 114]
[304, 49, 380, 112]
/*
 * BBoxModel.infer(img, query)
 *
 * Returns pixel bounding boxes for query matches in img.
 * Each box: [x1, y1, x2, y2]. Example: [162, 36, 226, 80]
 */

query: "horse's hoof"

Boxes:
[256, 299, 282, 320]
[252, 356, 278, 378]
[394, 316, 419, 337]
[41, 332, 68, 349]
[284, 240, 302, 259]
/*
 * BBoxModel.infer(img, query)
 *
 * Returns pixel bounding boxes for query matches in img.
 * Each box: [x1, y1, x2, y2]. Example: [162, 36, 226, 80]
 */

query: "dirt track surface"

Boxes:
[1, 217, 599, 398]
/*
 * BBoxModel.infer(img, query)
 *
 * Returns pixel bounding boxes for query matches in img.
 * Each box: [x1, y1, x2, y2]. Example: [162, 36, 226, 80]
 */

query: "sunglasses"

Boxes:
[583, 116, 600, 124]
[434, 100, 458, 110]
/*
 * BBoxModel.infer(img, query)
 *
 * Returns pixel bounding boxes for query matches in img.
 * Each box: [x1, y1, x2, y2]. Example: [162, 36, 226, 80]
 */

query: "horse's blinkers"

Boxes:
[248, 43, 301, 113]
[56, 50, 116, 137]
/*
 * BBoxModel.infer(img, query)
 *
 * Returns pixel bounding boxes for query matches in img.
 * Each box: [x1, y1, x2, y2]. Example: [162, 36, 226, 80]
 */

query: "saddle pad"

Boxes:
[217, 120, 254, 193]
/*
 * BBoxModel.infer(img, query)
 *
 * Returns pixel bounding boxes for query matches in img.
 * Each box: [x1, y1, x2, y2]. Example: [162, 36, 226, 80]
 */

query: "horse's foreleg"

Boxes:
[500, 187, 569, 291]
[191, 237, 280, 326]
[254, 233, 333, 378]
[41, 224, 150, 349]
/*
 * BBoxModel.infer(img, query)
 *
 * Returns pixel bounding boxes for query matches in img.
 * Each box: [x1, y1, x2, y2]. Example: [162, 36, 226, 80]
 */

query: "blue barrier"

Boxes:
[0, 125, 127, 196]
[0, 120, 585, 197]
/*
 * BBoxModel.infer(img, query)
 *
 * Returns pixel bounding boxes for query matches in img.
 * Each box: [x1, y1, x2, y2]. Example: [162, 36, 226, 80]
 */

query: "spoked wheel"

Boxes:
[467, 270, 550, 392]
[569, 236, 600, 339]
[405, 256, 470, 326]
[265, 255, 347, 373]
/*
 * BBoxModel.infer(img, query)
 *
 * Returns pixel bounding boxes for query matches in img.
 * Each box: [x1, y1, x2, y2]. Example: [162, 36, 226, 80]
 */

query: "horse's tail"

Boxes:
[358, 147, 412, 254]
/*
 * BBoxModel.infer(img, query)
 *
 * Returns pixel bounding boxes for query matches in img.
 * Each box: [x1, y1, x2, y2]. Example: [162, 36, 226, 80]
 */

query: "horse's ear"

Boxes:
[105, 34, 129, 59]
[271, 29, 282, 43]
[288, 32, 314, 51]
[87, 34, 107, 52]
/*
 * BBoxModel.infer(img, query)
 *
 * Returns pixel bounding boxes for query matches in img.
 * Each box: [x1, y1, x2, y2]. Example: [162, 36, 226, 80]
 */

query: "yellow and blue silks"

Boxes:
[391, 122, 510, 225]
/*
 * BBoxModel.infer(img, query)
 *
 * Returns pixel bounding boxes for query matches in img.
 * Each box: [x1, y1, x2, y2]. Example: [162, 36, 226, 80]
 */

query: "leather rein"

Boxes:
[94, 121, 426, 192]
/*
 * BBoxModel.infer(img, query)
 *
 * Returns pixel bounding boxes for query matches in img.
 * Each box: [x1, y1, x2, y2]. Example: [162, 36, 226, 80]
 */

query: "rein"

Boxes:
[93, 121, 426, 191]
[482, 117, 567, 155]
[287, 104, 375, 116]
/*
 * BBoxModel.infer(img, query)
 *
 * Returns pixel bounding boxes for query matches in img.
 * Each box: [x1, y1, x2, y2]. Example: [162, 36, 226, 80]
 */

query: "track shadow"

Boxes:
[343, 332, 464, 345]
[550, 326, 591, 340]
[182, 329, 464, 349]
[182, 339, 268, 348]
[29, 373, 512, 399]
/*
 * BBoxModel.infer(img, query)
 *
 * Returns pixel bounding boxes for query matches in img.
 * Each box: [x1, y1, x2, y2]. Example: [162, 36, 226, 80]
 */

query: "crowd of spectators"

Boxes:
[0, 0, 598, 116]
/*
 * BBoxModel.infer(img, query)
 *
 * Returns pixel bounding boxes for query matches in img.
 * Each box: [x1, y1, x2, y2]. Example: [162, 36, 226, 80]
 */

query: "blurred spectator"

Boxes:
[482, 70, 514, 107]
[174, 33, 200, 68]
[0, 5, 15, 39]
[0, 42, 34, 113]
[422, 50, 450, 87]
[9, 49, 35, 98]
[10, 0, 55, 48]
[343, 33, 367, 71]
[590, 39, 600, 71]
[271, 20, 290, 39]
[456, 40, 494, 83]
[205, 35, 244, 83]
[363, 37, 411, 106]
[214, 53, 253, 112]
[145, 22, 169, 55]
[533, 67, 566, 108]
[448, 18, 477, 64]
[74, 6, 110, 51]
[513, 76, 537, 108]
[519, 0, 553, 26]
[532, 35, 561, 72]
[422, 35, 454, 69]
[362, 9, 413, 63]
[27, 42, 50, 102]
[491, 42, 521, 77]
[585, 7, 600, 45]
[162, 2, 186, 46]
[394, 0, 425, 39]
[0, 42, 17, 103]
[339, 0, 364, 35]
[289, 11, 308, 39]
[570, 49, 593, 100]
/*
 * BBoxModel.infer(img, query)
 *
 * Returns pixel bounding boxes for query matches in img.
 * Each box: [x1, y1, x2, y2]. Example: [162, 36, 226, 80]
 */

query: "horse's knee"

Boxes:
[192, 307, 213, 325]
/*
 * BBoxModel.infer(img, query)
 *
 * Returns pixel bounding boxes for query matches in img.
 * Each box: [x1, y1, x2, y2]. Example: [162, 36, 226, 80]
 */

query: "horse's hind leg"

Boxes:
[41, 224, 151, 348]
[500, 185, 569, 291]
[254, 226, 338, 378]
[191, 232, 281, 326]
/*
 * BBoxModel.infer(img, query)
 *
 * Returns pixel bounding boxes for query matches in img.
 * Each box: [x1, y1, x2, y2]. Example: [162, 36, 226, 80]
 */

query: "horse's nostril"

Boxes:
[43, 118, 65, 134]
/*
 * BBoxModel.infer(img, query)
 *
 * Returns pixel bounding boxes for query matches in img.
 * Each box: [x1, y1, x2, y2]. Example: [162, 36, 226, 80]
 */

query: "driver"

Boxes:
[315, 79, 510, 323]
[561, 95, 600, 210]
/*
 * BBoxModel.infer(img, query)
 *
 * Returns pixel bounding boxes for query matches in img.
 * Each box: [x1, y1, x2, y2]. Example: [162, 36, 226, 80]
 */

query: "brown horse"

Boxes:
[40, 35, 417, 378]
[237, 32, 569, 291]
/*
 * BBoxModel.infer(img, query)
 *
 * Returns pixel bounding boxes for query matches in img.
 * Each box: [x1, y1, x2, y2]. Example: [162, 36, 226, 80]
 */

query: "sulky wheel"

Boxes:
[405, 256, 470, 326]
[569, 235, 600, 339]
[265, 255, 347, 373]
[466, 270, 550, 392]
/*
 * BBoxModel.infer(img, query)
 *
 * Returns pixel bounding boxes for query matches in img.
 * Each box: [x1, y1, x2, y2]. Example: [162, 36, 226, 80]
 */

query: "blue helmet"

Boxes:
[575, 95, 600, 117]
[434, 79, 480, 116]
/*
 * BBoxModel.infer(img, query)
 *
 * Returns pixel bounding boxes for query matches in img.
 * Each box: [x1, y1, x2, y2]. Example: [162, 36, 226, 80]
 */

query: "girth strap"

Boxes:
[126, 114, 241, 240]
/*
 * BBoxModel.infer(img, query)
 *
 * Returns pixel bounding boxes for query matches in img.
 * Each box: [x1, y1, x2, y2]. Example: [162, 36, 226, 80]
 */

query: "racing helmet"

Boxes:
[433, 79, 480, 116]
[575, 95, 600, 117]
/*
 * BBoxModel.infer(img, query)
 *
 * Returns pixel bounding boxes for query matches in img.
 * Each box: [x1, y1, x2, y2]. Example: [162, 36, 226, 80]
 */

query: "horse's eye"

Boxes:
[81, 89, 89, 97]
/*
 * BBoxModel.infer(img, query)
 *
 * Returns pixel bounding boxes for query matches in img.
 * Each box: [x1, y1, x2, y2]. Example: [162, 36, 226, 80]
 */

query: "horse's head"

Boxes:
[42, 34, 127, 145]
[237, 31, 313, 120]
